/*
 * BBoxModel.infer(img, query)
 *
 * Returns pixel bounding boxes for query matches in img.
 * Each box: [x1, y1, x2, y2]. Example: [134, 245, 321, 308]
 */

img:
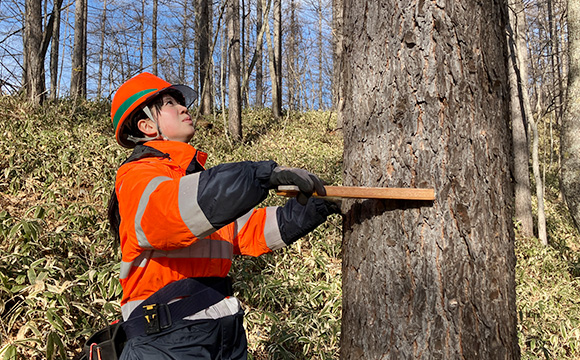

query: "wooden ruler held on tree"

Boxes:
[276, 185, 436, 201]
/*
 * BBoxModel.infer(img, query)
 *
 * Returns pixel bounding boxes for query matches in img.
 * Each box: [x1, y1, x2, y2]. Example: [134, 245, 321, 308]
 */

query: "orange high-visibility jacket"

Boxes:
[115, 140, 331, 318]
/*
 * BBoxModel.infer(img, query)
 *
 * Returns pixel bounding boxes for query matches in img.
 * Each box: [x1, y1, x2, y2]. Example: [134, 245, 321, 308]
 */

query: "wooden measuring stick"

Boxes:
[276, 185, 436, 201]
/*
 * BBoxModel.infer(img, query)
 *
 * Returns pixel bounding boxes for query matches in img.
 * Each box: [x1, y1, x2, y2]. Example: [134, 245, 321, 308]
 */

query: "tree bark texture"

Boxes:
[340, 0, 519, 359]
[197, 0, 213, 115]
[228, 0, 242, 141]
[562, 0, 580, 232]
[24, 0, 44, 105]
[49, 0, 61, 100]
[506, 0, 534, 238]
[70, 0, 86, 98]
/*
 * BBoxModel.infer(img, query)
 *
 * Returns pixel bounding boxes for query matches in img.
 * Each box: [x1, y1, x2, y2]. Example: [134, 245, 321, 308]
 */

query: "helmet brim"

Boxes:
[169, 85, 198, 108]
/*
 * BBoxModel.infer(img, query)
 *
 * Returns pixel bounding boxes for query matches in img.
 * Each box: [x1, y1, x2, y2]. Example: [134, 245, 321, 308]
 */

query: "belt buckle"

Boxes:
[143, 303, 172, 335]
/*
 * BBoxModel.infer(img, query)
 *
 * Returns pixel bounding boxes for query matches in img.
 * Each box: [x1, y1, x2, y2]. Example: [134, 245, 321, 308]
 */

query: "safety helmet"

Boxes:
[111, 72, 197, 148]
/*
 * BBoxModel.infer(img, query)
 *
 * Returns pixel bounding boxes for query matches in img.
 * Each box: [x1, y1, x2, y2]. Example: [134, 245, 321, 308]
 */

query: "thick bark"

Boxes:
[562, 0, 580, 233]
[340, 0, 519, 358]
[228, 0, 242, 141]
[506, 0, 534, 238]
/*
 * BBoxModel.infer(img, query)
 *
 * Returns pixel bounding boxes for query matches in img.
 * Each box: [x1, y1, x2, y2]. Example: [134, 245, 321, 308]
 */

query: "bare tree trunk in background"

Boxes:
[511, 0, 547, 244]
[71, 0, 86, 98]
[197, 0, 213, 114]
[139, 0, 145, 71]
[562, 0, 580, 233]
[547, 0, 562, 125]
[506, 0, 534, 238]
[97, 0, 107, 98]
[49, 0, 61, 100]
[287, 0, 297, 111]
[264, 0, 278, 117]
[152, 0, 158, 76]
[340, 0, 519, 358]
[179, 0, 189, 82]
[241, 0, 270, 108]
[24, 0, 61, 105]
[24, 0, 44, 105]
[82, 0, 87, 97]
[241, 0, 248, 107]
[228, 0, 242, 141]
[255, 0, 263, 107]
[332, 0, 343, 120]
[274, 0, 282, 114]
[316, 0, 323, 110]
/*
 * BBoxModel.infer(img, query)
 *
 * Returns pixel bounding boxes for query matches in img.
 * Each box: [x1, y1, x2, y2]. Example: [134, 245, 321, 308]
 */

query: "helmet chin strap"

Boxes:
[126, 105, 169, 144]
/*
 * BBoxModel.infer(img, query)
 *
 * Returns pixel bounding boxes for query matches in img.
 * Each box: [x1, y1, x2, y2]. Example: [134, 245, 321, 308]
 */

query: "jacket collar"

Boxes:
[129, 140, 208, 173]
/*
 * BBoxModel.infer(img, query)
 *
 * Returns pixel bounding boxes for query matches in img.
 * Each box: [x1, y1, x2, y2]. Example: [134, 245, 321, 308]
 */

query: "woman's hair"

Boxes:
[108, 88, 187, 244]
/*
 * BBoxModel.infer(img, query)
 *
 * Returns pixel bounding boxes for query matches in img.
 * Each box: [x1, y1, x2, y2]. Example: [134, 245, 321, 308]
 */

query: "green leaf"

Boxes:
[1, 344, 17, 360]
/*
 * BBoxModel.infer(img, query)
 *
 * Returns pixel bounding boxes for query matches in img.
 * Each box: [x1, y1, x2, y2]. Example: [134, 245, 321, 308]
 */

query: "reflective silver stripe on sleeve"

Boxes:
[135, 176, 172, 248]
[178, 173, 216, 238]
[234, 209, 254, 236]
[264, 207, 285, 250]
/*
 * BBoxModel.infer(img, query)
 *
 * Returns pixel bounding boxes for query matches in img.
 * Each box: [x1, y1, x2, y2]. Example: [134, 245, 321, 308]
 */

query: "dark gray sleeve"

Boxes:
[196, 160, 278, 229]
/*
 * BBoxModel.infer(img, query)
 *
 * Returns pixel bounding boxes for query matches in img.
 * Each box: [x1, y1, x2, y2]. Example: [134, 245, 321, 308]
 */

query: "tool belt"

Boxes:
[82, 277, 232, 359]
[82, 320, 125, 360]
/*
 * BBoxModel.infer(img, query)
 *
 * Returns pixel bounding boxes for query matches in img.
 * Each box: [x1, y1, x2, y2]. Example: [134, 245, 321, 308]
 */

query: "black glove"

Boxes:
[269, 166, 327, 205]
[322, 198, 342, 215]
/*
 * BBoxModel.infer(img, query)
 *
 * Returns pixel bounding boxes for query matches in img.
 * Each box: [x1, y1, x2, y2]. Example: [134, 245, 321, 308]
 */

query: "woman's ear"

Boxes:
[137, 118, 158, 137]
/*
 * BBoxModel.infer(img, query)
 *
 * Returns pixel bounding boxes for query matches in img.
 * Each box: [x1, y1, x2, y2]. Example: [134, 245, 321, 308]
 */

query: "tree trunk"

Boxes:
[510, 0, 547, 244]
[97, 0, 107, 98]
[274, 0, 282, 114]
[82, 0, 88, 97]
[506, 0, 534, 238]
[49, 0, 61, 100]
[255, 0, 263, 107]
[197, 0, 213, 115]
[24, 0, 44, 105]
[139, 0, 145, 71]
[70, 0, 86, 98]
[179, 0, 189, 82]
[316, 0, 323, 110]
[562, 0, 580, 233]
[228, 0, 242, 141]
[287, 0, 297, 111]
[340, 0, 519, 358]
[152, 0, 158, 76]
[264, 0, 281, 118]
[332, 0, 344, 125]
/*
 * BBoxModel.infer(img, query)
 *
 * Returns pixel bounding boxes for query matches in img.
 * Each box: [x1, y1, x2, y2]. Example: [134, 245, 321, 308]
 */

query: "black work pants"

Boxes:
[119, 310, 247, 360]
